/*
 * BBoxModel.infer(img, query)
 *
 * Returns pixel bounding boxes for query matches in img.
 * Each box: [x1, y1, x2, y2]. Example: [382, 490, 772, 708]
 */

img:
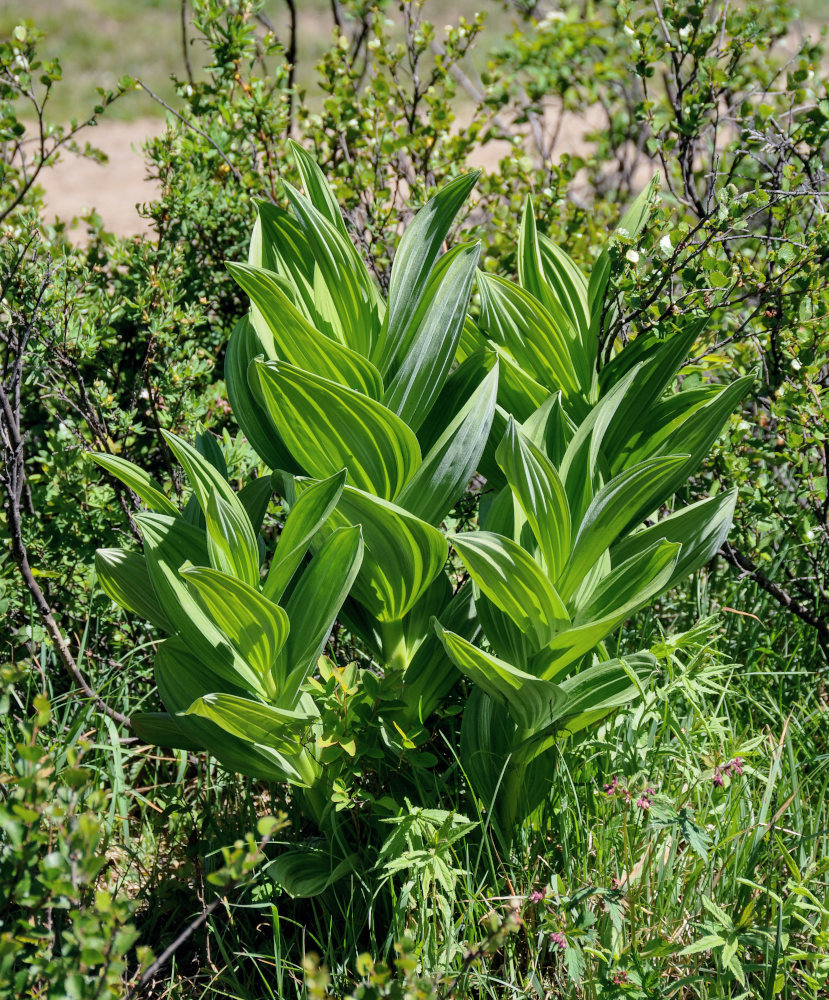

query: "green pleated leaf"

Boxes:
[203, 490, 260, 588]
[284, 181, 380, 357]
[136, 513, 263, 694]
[238, 476, 273, 533]
[225, 315, 299, 471]
[572, 538, 680, 622]
[162, 430, 262, 554]
[449, 531, 569, 650]
[416, 347, 497, 456]
[185, 692, 313, 755]
[626, 376, 753, 489]
[475, 593, 536, 668]
[131, 712, 204, 752]
[558, 364, 643, 526]
[288, 139, 349, 238]
[522, 392, 577, 468]
[262, 469, 347, 604]
[557, 454, 688, 602]
[602, 320, 707, 466]
[382, 242, 480, 431]
[477, 272, 582, 398]
[398, 581, 479, 724]
[254, 202, 318, 324]
[517, 199, 591, 377]
[279, 524, 364, 706]
[154, 638, 306, 783]
[434, 623, 567, 731]
[329, 487, 448, 624]
[374, 171, 479, 376]
[181, 564, 289, 683]
[90, 453, 179, 517]
[496, 417, 571, 579]
[537, 233, 590, 341]
[558, 653, 656, 720]
[228, 262, 384, 399]
[515, 652, 656, 761]
[397, 363, 499, 526]
[535, 540, 679, 680]
[95, 548, 174, 633]
[266, 847, 358, 898]
[254, 360, 421, 500]
[611, 488, 737, 593]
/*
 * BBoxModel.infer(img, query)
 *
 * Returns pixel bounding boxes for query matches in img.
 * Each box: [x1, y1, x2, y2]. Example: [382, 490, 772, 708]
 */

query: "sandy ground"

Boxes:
[39, 119, 163, 240]
[37, 109, 599, 240]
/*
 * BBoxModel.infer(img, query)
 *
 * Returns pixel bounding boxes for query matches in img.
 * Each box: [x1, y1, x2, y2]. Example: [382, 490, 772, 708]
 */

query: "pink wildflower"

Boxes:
[549, 931, 567, 951]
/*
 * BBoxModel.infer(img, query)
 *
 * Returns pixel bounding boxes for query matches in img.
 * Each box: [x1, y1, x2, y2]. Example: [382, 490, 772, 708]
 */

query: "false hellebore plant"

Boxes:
[93, 143, 749, 860]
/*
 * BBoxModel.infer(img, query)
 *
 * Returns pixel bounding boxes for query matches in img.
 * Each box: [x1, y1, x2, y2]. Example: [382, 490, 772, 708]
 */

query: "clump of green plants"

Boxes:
[94, 146, 745, 903]
[0, 666, 148, 998]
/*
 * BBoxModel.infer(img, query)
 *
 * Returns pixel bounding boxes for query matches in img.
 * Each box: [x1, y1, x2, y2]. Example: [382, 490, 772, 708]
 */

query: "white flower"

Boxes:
[660, 234, 673, 255]
[625, 249, 640, 264]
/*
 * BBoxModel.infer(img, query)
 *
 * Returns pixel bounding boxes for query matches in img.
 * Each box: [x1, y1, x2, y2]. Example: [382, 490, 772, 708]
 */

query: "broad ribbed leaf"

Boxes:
[558, 653, 656, 718]
[288, 139, 349, 238]
[475, 593, 536, 668]
[522, 392, 576, 467]
[517, 199, 591, 374]
[477, 272, 581, 397]
[397, 580, 479, 724]
[434, 623, 567, 731]
[228, 262, 383, 399]
[515, 653, 657, 761]
[383, 242, 480, 430]
[136, 513, 263, 693]
[573, 538, 680, 622]
[284, 181, 379, 357]
[185, 693, 313, 754]
[154, 638, 305, 782]
[181, 564, 289, 682]
[204, 491, 260, 587]
[375, 171, 479, 376]
[416, 348, 496, 455]
[536, 541, 679, 680]
[559, 365, 643, 525]
[627, 376, 753, 487]
[449, 531, 569, 649]
[279, 525, 364, 706]
[90, 453, 179, 517]
[266, 847, 357, 898]
[262, 469, 347, 604]
[225, 315, 298, 471]
[95, 548, 174, 633]
[496, 417, 570, 579]
[611, 488, 737, 591]
[602, 321, 706, 465]
[131, 712, 203, 752]
[330, 487, 447, 624]
[238, 476, 273, 532]
[254, 202, 317, 323]
[254, 360, 421, 500]
[557, 455, 687, 602]
[162, 430, 261, 541]
[397, 364, 498, 525]
[538, 233, 590, 341]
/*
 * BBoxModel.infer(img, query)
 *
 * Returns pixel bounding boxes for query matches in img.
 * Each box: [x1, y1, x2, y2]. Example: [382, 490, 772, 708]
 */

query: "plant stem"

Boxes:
[380, 618, 409, 675]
